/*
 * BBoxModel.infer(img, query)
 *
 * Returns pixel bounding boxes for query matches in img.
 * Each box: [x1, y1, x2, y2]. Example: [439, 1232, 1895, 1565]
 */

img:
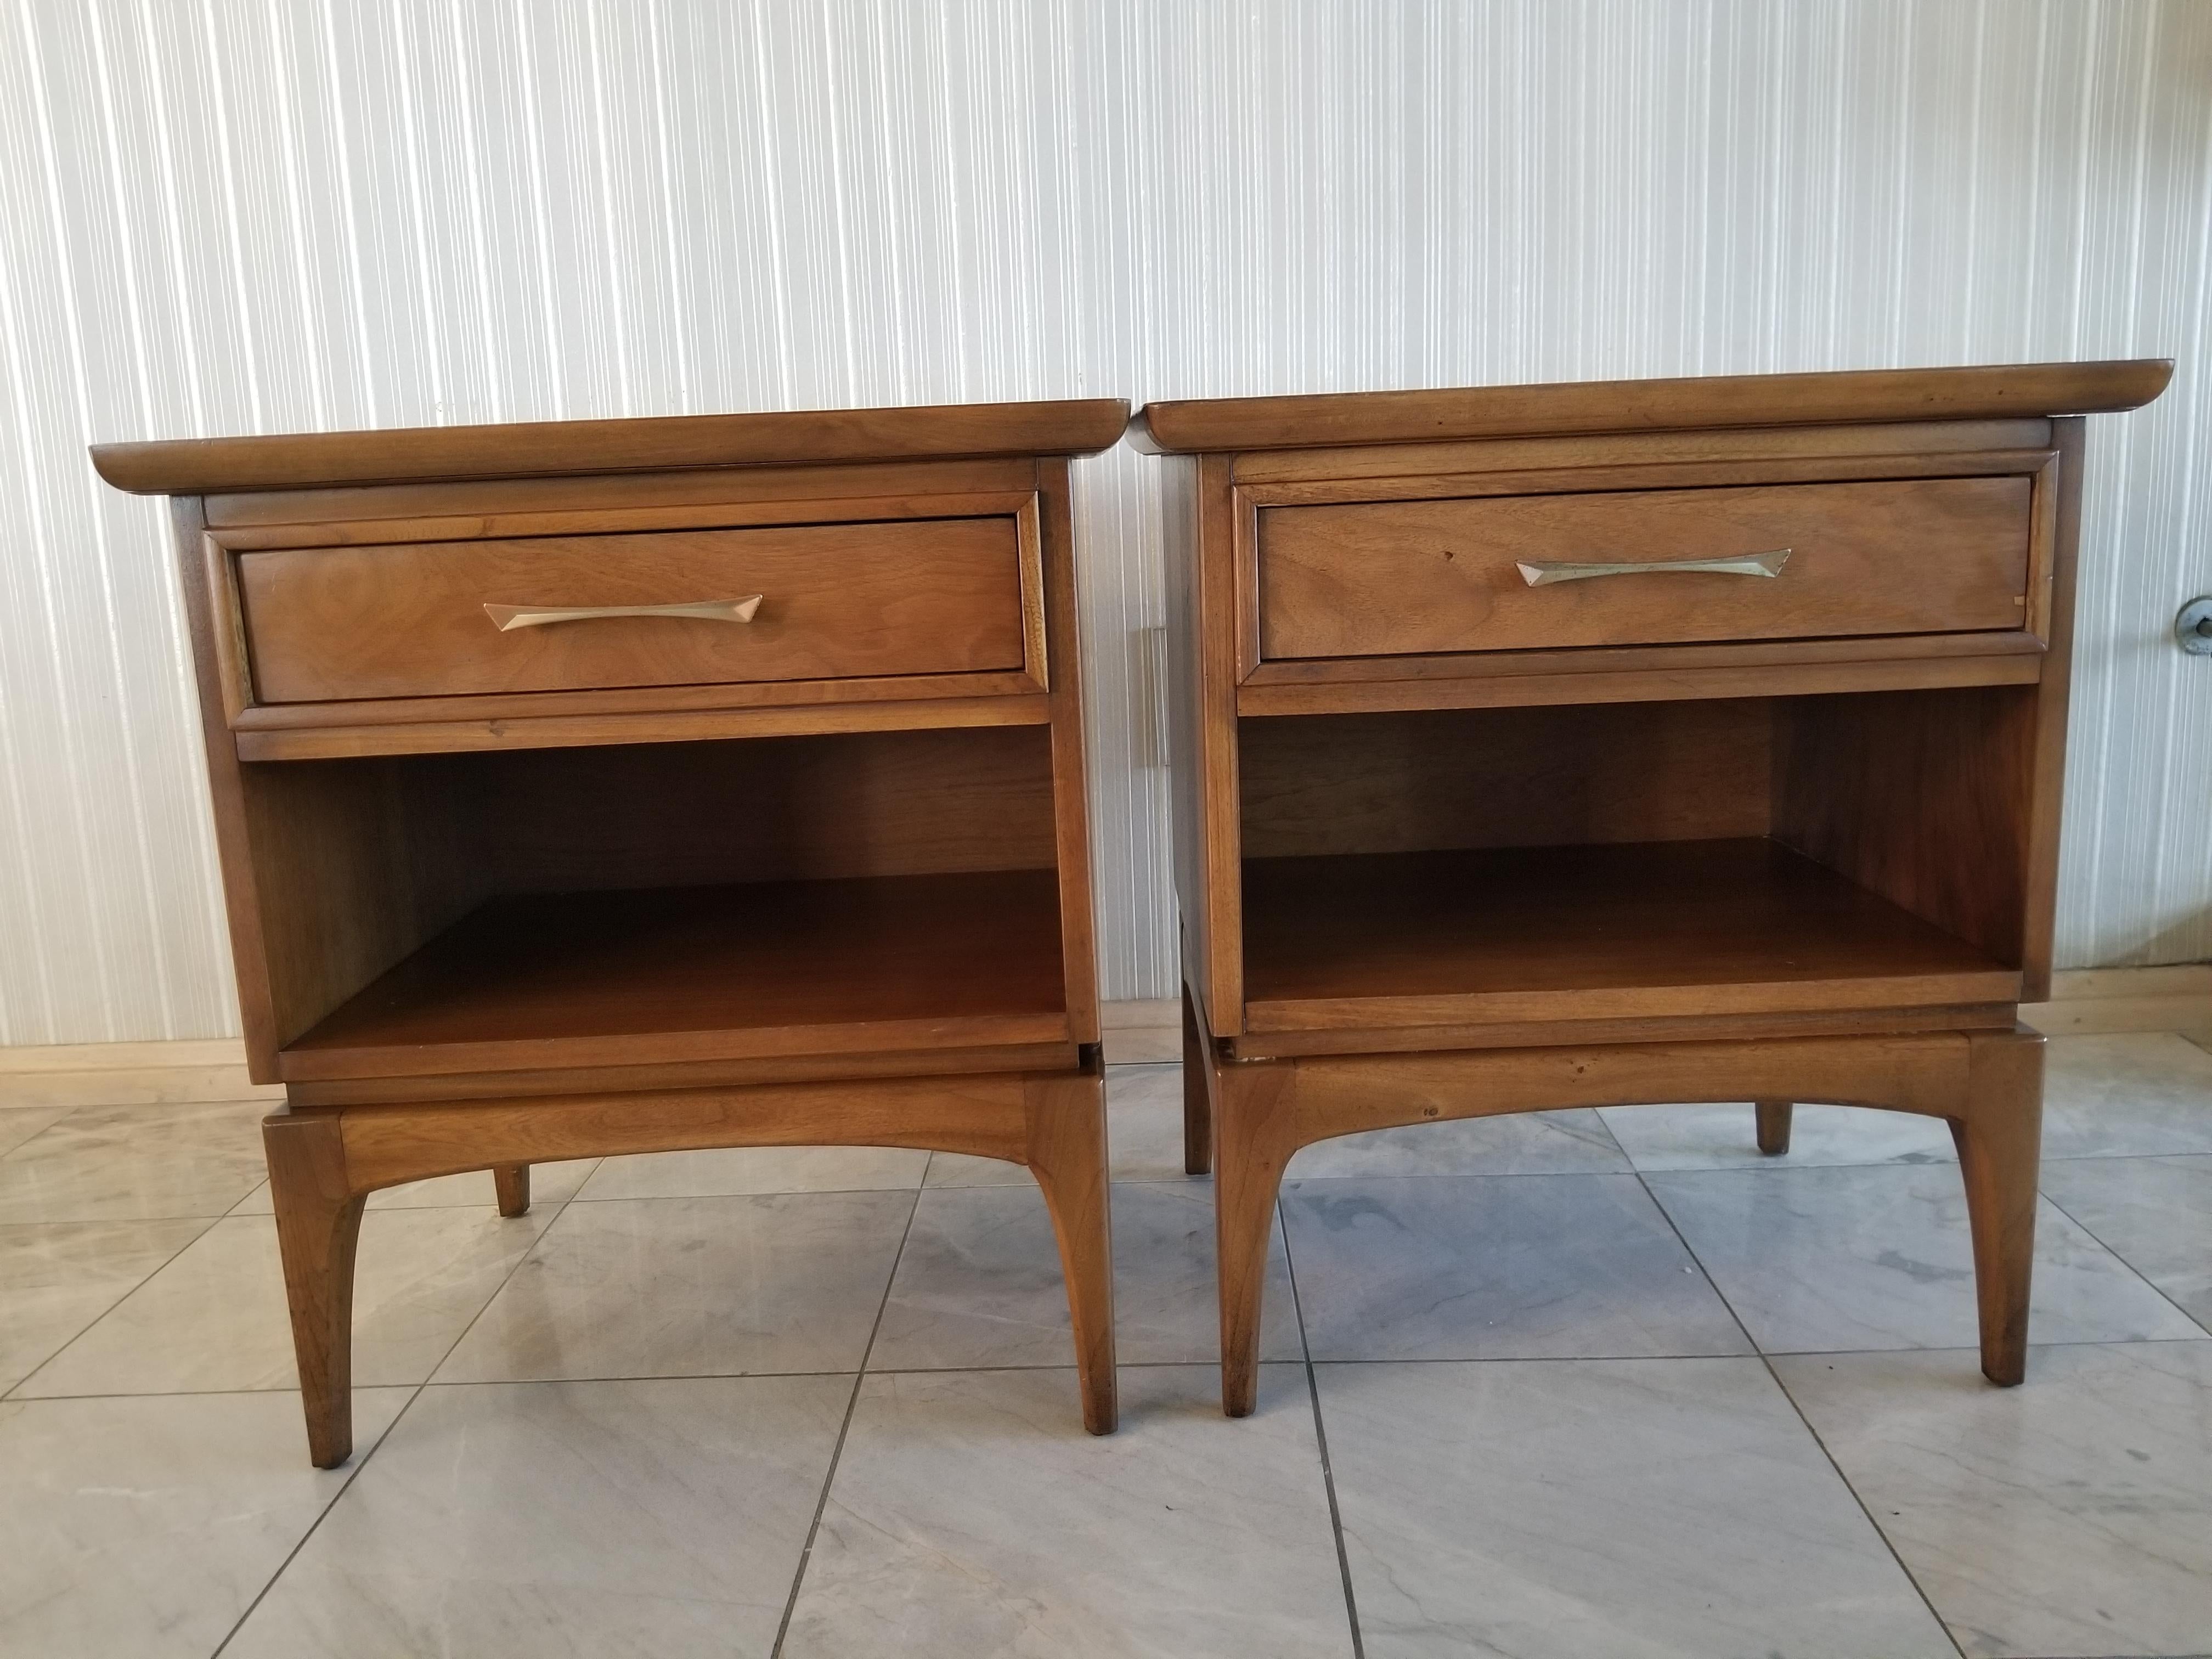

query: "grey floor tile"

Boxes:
[2039, 1154, 2212, 1331]
[782, 1364, 1352, 1658]
[870, 1180, 1299, 1369]
[1776, 1341, 2212, 1657]
[19, 1205, 553, 1396]
[0, 1099, 267, 1223]
[0, 1104, 74, 1158]
[435, 1190, 910, 1383]
[2043, 1033, 2212, 1158]
[1287, 1108, 1629, 1178]
[0, 1218, 212, 1393]
[225, 1375, 850, 1659]
[1602, 1101, 1956, 1171]
[1282, 1173, 1750, 1361]
[917, 1149, 1032, 1188]
[230, 1157, 602, 1214]
[575, 1144, 927, 1200]
[1096, 1063, 1205, 1182]
[925, 1062, 1192, 1187]
[1647, 1163, 2204, 1355]
[1318, 1357, 1954, 1659]
[0, 1386, 409, 1659]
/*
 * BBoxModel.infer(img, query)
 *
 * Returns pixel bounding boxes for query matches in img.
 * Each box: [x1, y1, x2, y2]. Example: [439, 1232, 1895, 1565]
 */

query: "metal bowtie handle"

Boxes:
[482, 595, 764, 631]
[1515, 549, 1792, 586]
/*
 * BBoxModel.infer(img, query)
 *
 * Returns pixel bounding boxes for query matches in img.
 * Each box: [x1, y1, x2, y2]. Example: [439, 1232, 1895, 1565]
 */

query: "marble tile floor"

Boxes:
[1, 1034, 2209, 1658]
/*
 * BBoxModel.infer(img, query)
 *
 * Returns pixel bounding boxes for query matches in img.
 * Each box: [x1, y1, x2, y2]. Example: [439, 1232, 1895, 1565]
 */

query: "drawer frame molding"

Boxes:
[199, 484, 1056, 758]
[1231, 444, 2063, 696]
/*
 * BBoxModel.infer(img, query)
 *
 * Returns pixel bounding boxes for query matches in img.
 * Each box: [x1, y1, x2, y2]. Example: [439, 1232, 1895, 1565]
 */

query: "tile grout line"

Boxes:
[1278, 1197, 1368, 1659]
[1, 1210, 224, 1401]
[22, 1334, 2212, 1407]
[206, 1379, 428, 1659]
[2037, 1187, 2212, 1340]
[1632, 1161, 1968, 1658]
[208, 1187, 580, 1657]
[769, 1180, 925, 1658]
[1757, 1346, 1970, 1659]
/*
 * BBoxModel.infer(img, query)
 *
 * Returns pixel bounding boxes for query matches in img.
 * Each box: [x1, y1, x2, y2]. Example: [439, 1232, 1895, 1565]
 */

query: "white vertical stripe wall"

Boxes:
[0, 0, 2207, 1047]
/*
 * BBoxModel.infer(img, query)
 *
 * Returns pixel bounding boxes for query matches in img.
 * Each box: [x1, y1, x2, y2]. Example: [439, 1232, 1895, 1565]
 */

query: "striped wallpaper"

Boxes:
[1, 0, 2207, 1046]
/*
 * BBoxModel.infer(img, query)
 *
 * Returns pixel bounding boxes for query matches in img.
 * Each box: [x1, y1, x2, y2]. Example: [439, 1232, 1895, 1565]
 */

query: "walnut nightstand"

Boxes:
[94, 399, 1127, 1463]
[1133, 361, 2169, 1417]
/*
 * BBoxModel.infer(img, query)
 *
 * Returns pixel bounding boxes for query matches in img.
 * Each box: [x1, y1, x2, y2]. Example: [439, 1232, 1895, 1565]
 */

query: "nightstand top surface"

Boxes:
[1129, 359, 2169, 455]
[92, 397, 1131, 496]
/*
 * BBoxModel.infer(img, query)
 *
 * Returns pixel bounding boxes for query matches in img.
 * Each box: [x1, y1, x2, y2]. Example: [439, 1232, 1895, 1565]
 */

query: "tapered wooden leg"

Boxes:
[262, 1111, 366, 1468]
[1755, 1099, 1793, 1155]
[1216, 1063, 1297, 1418]
[492, 1164, 531, 1216]
[1026, 1069, 1117, 1434]
[1951, 1029, 2045, 1386]
[1182, 983, 1213, 1176]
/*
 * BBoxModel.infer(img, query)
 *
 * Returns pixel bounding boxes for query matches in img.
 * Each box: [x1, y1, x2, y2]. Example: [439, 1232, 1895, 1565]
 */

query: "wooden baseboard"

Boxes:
[3, 969, 2202, 1110]
[0, 1038, 284, 1110]
[1102, 998, 1179, 1064]
[2019, 964, 2212, 1037]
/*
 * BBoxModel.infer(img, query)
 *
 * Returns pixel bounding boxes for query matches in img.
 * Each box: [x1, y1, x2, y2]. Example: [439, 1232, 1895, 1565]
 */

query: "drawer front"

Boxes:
[238, 517, 1026, 703]
[1257, 476, 2033, 661]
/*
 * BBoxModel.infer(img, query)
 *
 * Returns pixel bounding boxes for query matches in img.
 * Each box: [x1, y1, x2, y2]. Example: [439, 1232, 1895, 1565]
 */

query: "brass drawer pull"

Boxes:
[1515, 549, 1792, 586]
[482, 595, 764, 631]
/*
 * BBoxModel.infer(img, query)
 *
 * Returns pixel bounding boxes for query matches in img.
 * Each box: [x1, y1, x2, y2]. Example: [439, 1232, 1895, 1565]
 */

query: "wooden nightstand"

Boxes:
[93, 399, 1127, 1463]
[1133, 362, 2170, 1417]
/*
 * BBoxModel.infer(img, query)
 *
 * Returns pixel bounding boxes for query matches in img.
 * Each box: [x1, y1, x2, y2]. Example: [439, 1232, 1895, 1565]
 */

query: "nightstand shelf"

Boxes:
[286, 870, 1072, 1082]
[1241, 839, 2017, 1038]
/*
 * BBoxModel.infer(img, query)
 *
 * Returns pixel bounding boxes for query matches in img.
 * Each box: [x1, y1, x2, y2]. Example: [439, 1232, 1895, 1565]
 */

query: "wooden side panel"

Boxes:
[1161, 454, 1206, 1000]
[1239, 701, 1774, 859]
[2018, 419, 2085, 1000]
[1037, 460, 1101, 1043]
[1164, 454, 1246, 1033]
[240, 755, 485, 1051]
[1773, 684, 2034, 970]
[171, 498, 283, 1077]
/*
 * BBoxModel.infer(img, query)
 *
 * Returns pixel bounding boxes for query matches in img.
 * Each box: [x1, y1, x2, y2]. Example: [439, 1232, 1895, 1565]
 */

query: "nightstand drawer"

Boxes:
[237, 516, 1027, 703]
[1257, 475, 2033, 661]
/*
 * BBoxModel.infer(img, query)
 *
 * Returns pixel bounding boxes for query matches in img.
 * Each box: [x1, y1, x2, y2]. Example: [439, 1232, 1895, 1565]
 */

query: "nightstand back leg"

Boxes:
[492, 1163, 531, 1216]
[1754, 1099, 1793, 1155]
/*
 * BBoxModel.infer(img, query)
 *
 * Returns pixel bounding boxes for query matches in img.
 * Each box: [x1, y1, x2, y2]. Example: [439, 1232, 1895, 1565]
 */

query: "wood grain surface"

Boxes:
[1131, 359, 2168, 453]
[281, 868, 1070, 1080]
[93, 397, 1130, 493]
[239, 517, 1024, 702]
[1258, 475, 2032, 659]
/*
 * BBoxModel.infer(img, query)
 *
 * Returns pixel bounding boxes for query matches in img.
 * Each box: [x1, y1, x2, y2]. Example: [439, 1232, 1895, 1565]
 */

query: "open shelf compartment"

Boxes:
[1235, 691, 2035, 1039]
[239, 724, 1075, 1084]
[286, 870, 1068, 1080]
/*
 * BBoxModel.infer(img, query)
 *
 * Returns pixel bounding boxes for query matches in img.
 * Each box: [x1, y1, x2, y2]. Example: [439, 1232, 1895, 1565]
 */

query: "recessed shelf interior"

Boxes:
[1236, 690, 2034, 1029]
[244, 724, 1069, 1076]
